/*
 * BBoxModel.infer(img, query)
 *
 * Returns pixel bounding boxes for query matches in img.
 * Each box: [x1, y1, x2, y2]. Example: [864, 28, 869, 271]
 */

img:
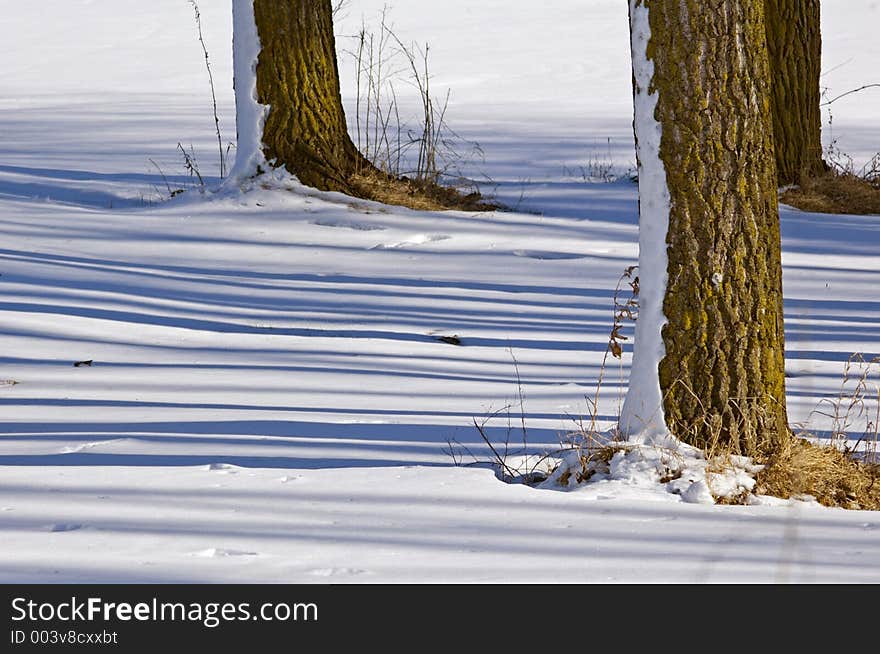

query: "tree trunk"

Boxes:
[765, 0, 824, 186]
[250, 0, 374, 194]
[621, 0, 791, 456]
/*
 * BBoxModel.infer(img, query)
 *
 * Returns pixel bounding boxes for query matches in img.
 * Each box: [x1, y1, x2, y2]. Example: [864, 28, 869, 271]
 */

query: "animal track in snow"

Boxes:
[371, 234, 451, 249]
[50, 523, 83, 532]
[308, 567, 367, 577]
[513, 249, 587, 260]
[190, 548, 259, 558]
[311, 218, 386, 231]
[205, 463, 239, 474]
[60, 440, 115, 454]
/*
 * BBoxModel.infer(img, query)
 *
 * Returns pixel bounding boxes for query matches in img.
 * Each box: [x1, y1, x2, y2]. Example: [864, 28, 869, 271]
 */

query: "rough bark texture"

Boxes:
[646, 0, 790, 454]
[765, 0, 824, 186]
[252, 0, 374, 193]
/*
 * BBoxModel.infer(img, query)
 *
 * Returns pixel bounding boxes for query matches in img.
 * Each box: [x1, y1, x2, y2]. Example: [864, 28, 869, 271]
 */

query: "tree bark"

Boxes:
[624, 0, 791, 455]
[252, 0, 375, 194]
[764, 0, 824, 186]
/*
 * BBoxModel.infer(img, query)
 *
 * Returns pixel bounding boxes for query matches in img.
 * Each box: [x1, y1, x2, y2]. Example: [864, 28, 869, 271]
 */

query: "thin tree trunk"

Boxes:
[765, 0, 824, 186]
[252, 0, 375, 194]
[622, 0, 791, 455]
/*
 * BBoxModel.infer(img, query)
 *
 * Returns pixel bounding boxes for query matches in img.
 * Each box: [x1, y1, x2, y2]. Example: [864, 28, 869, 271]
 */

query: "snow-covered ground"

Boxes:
[1, 0, 879, 583]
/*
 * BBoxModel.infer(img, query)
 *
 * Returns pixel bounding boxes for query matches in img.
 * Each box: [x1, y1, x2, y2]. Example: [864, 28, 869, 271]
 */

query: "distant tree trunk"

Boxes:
[235, 0, 376, 194]
[765, 0, 824, 186]
[621, 0, 791, 456]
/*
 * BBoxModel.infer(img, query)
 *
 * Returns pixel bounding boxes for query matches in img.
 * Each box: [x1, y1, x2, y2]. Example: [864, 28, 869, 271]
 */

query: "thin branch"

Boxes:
[508, 346, 528, 453]
[472, 413, 519, 481]
[189, 1, 225, 178]
[148, 158, 173, 196]
[820, 84, 880, 107]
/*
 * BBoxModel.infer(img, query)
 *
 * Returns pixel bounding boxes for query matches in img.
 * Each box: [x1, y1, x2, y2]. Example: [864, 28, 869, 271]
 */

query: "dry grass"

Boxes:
[351, 169, 501, 212]
[758, 353, 880, 510]
[667, 391, 880, 510]
[639, 362, 880, 509]
[454, 256, 880, 512]
[561, 418, 880, 510]
[346, 9, 491, 210]
[780, 169, 880, 215]
[551, 443, 619, 488]
[754, 437, 880, 510]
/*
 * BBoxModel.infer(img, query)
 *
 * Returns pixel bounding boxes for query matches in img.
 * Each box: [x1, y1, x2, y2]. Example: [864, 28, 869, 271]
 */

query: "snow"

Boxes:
[226, 0, 268, 186]
[0, 0, 879, 583]
[618, 0, 671, 441]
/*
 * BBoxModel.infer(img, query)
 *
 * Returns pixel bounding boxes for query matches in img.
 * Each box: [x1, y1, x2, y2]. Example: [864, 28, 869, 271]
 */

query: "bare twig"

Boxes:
[472, 412, 519, 481]
[177, 142, 205, 189]
[820, 83, 880, 107]
[508, 347, 529, 453]
[148, 158, 174, 197]
[189, 0, 225, 178]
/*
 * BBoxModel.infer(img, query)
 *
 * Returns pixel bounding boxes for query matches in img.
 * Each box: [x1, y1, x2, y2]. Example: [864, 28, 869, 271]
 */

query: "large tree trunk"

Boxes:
[765, 0, 824, 186]
[621, 0, 791, 456]
[232, 0, 375, 194]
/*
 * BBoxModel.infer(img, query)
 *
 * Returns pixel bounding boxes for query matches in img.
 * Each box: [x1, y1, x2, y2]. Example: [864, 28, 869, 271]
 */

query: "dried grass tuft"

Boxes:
[780, 169, 880, 216]
[350, 169, 500, 212]
[755, 437, 880, 510]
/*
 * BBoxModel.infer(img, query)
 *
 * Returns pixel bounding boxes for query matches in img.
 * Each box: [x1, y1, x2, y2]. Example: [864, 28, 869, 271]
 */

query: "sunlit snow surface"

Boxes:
[1, 0, 879, 583]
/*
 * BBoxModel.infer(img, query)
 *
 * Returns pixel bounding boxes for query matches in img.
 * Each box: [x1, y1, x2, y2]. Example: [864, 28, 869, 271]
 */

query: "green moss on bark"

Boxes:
[644, 0, 791, 454]
[764, 0, 824, 186]
[252, 0, 376, 195]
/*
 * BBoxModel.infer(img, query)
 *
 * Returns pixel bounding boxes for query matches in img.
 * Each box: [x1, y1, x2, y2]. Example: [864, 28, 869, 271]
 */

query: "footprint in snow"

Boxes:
[371, 234, 451, 249]
[308, 567, 367, 577]
[311, 218, 386, 231]
[50, 523, 83, 532]
[513, 249, 587, 260]
[190, 548, 259, 558]
[205, 463, 239, 473]
[60, 441, 110, 454]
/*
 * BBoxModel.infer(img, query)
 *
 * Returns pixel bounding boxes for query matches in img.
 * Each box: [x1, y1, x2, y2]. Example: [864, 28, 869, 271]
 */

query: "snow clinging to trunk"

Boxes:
[226, 0, 269, 186]
[619, 0, 671, 442]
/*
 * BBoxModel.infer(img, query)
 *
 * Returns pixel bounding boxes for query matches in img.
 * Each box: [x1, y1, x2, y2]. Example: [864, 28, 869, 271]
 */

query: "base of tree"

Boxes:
[497, 427, 879, 511]
[780, 169, 880, 215]
[752, 437, 880, 510]
[349, 169, 503, 212]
